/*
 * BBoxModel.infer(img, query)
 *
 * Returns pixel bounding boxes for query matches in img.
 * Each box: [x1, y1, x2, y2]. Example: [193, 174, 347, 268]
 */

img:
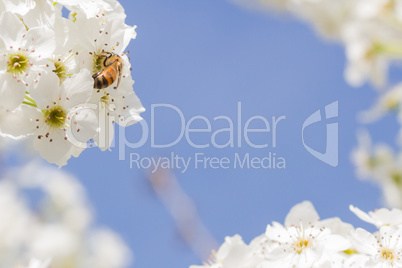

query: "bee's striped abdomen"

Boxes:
[105, 67, 116, 84]
[92, 53, 123, 90]
[94, 75, 102, 89]
[93, 64, 118, 89]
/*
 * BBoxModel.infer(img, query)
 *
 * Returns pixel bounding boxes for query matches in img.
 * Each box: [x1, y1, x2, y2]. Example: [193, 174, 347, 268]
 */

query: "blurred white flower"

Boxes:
[288, 0, 354, 39]
[233, 0, 402, 88]
[350, 205, 402, 228]
[24, 259, 51, 268]
[353, 0, 393, 20]
[351, 130, 394, 181]
[342, 20, 396, 88]
[87, 229, 133, 268]
[0, 161, 132, 268]
[358, 83, 402, 123]
[0, 180, 36, 265]
[351, 130, 402, 208]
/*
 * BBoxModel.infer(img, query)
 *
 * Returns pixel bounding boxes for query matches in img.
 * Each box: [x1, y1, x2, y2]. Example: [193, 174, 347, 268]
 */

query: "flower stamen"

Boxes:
[6, 52, 30, 77]
[42, 105, 67, 129]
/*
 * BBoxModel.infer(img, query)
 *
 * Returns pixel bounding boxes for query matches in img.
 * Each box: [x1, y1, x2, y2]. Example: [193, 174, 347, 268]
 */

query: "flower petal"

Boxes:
[33, 128, 72, 166]
[0, 105, 37, 139]
[284, 201, 320, 227]
[349, 228, 378, 256]
[265, 222, 290, 243]
[67, 107, 98, 143]
[61, 69, 93, 110]
[0, 72, 26, 113]
[24, 26, 56, 59]
[321, 234, 351, 252]
[350, 205, 379, 227]
[115, 92, 145, 127]
[22, 0, 55, 28]
[0, 12, 26, 48]
[94, 106, 114, 151]
[29, 71, 60, 109]
[2, 0, 36, 16]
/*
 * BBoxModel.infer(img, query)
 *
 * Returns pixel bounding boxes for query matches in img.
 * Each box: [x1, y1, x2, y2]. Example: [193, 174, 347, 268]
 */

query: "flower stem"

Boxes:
[22, 101, 37, 108]
[24, 93, 37, 107]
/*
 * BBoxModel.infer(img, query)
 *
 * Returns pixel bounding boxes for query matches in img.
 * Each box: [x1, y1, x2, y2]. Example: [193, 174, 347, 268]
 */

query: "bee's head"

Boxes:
[92, 51, 111, 73]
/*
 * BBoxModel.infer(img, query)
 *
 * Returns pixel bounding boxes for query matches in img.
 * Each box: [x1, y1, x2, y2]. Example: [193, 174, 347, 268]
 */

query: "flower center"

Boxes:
[42, 105, 67, 129]
[391, 172, 402, 186]
[385, 98, 399, 110]
[381, 248, 394, 261]
[93, 53, 105, 74]
[294, 238, 311, 254]
[367, 156, 377, 169]
[53, 61, 68, 83]
[382, 0, 395, 13]
[6, 52, 30, 76]
[100, 92, 109, 105]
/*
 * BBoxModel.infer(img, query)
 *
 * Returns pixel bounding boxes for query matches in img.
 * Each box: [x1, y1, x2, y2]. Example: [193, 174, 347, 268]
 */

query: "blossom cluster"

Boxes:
[190, 201, 402, 268]
[351, 130, 402, 208]
[2, 161, 131, 268]
[0, 0, 144, 166]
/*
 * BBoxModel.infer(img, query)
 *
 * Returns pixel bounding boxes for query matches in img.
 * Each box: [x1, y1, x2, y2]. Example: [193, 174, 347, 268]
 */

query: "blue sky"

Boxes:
[53, 0, 397, 267]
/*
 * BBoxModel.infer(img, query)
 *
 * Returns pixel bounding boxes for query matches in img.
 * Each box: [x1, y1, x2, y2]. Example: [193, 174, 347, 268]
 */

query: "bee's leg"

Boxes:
[116, 71, 121, 89]
[116, 62, 123, 89]
[96, 54, 109, 68]
[102, 53, 115, 67]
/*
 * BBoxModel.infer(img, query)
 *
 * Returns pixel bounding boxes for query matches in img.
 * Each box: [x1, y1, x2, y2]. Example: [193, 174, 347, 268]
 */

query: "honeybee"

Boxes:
[92, 52, 123, 90]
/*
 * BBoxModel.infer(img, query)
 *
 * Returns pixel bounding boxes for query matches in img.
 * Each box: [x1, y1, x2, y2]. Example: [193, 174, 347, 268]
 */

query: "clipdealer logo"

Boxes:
[302, 101, 339, 167]
[119, 102, 287, 172]
[83, 101, 339, 172]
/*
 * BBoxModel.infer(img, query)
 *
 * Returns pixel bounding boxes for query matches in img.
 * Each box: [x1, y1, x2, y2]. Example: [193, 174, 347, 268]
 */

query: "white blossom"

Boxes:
[24, 69, 96, 166]
[261, 201, 350, 268]
[350, 226, 402, 267]
[0, 0, 144, 166]
[190, 201, 402, 268]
